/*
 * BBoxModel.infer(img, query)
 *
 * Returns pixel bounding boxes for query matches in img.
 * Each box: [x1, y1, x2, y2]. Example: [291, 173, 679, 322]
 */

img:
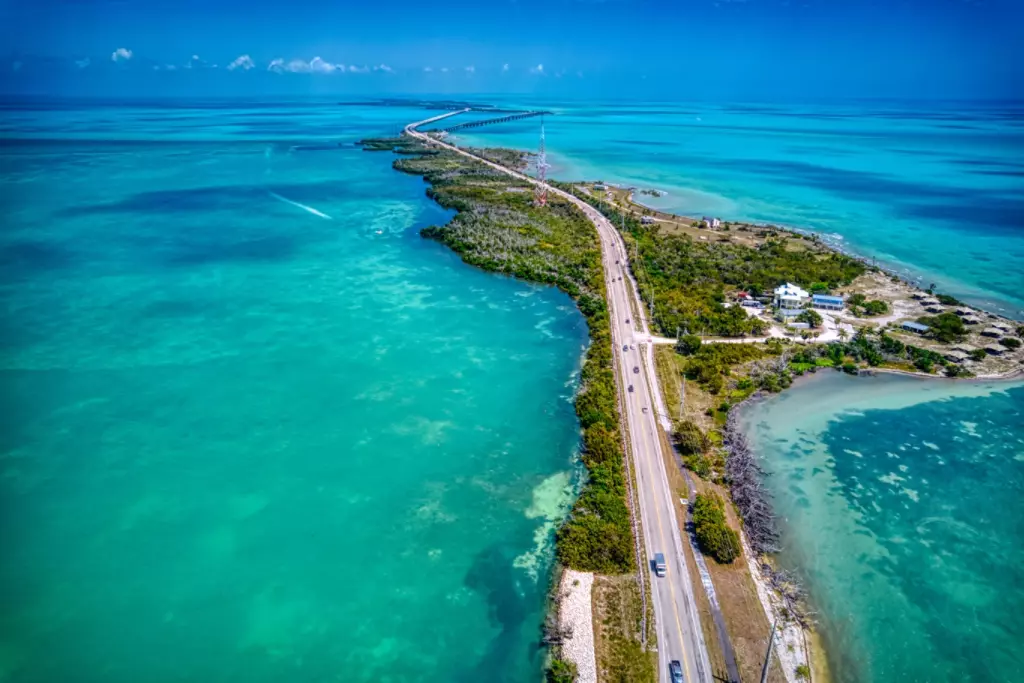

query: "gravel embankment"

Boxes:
[558, 569, 597, 683]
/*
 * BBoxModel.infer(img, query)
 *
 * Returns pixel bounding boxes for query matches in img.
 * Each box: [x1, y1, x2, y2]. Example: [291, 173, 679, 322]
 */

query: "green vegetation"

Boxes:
[786, 329, 968, 377]
[796, 664, 812, 680]
[364, 137, 636, 574]
[917, 312, 967, 343]
[673, 420, 714, 477]
[936, 293, 962, 306]
[796, 309, 823, 328]
[970, 348, 988, 362]
[862, 299, 889, 316]
[1000, 337, 1022, 350]
[681, 343, 768, 395]
[1017, 325, 1024, 338]
[546, 658, 577, 683]
[692, 492, 741, 564]
[675, 334, 703, 356]
[558, 184, 865, 338]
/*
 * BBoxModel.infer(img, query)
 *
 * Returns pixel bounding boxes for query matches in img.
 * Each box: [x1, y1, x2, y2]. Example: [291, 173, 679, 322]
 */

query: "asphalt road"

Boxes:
[404, 114, 713, 683]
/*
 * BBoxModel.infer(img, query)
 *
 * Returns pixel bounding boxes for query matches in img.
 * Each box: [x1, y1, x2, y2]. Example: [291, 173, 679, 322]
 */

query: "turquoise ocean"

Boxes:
[2, 97, 1023, 682]
[0, 100, 586, 682]
[738, 373, 1024, 683]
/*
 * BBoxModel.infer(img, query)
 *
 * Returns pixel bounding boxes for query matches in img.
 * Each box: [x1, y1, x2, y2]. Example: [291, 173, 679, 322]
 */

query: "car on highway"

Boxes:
[669, 660, 684, 683]
[628, 385, 634, 393]
[633, 366, 639, 374]
[623, 344, 629, 352]
[653, 552, 667, 577]
[642, 407, 648, 413]
[625, 318, 630, 324]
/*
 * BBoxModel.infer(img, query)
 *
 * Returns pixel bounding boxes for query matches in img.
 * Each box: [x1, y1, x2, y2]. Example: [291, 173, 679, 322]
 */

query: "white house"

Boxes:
[641, 215, 655, 225]
[773, 282, 810, 309]
[701, 216, 722, 229]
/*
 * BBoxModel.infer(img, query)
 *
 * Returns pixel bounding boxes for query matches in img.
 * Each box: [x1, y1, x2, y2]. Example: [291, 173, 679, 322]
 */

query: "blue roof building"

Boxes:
[811, 294, 845, 310]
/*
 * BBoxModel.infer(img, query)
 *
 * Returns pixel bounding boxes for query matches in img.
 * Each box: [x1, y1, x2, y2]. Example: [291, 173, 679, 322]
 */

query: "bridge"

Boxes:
[438, 110, 551, 133]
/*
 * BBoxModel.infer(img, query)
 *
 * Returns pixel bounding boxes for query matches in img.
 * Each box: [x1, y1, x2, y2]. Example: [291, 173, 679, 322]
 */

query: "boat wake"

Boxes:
[267, 192, 332, 219]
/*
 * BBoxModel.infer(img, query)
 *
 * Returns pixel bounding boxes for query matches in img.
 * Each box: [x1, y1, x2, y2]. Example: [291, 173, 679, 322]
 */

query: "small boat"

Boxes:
[375, 230, 383, 234]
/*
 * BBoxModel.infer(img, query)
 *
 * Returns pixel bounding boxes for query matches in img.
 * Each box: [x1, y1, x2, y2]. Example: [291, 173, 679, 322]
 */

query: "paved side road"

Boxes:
[403, 115, 713, 683]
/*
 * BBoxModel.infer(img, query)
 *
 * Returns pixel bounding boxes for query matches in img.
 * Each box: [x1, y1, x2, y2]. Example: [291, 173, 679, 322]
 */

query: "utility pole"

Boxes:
[760, 620, 778, 683]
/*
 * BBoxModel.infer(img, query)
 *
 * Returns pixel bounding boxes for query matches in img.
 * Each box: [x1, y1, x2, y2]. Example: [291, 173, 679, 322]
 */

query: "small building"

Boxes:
[981, 328, 1002, 338]
[955, 307, 973, 316]
[962, 316, 982, 325]
[921, 299, 940, 307]
[701, 216, 722, 229]
[911, 292, 927, 300]
[985, 344, 1005, 356]
[593, 183, 607, 191]
[776, 308, 805, 322]
[991, 321, 1012, 332]
[812, 294, 845, 311]
[788, 322, 811, 330]
[945, 350, 969, 363]
[901, 321, 930, 334]
[925, 305, 944, 313]
[640, 215, 655, 225]
[774, 282, 810, 309]
[953, 344, 978, 354]
[735, 291, 751, 301]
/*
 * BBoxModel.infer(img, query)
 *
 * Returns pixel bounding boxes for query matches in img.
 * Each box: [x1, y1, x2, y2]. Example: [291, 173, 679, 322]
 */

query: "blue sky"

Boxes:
[1, 0, 1021, 99]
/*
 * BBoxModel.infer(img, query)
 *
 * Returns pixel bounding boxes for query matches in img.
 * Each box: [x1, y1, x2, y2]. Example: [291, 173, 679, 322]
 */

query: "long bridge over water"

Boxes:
[436, 109, 551, 133]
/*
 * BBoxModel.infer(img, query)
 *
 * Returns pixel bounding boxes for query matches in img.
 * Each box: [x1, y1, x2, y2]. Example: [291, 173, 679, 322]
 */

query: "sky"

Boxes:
[1, 0, 1022, 100]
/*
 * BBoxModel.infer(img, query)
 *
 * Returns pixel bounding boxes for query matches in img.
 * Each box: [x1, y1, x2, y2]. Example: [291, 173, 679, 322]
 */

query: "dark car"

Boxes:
[633, 366, 640, 374]
[623, 344, 629, 352]
[628, 385, 634, 393]
[669, 660, 684, 683]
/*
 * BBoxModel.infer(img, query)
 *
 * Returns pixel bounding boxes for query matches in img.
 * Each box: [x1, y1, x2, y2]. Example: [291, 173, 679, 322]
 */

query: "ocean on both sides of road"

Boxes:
[738, 371, 1024, 683]
[443, 98, 1024, 319]
[0, 99, 588, 683]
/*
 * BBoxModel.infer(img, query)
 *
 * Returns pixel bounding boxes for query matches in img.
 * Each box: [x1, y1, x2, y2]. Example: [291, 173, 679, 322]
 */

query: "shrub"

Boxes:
[936, 294, 962, 306]
[1017, 325, 1024, 338]
[842, 362, 859, 375]
[999, 337, 1021, 350]
[547, 658, 577, 683]
[676, 334, 702, 356]
[692, 492, 741, 563]
[862, 300, 889, 316]
[918, 312, 966, 343]
[674, 420, 711, 455]
[970, 348, 987, 361]
[795, 664, 811, 680]
[848, 293, 866, 307]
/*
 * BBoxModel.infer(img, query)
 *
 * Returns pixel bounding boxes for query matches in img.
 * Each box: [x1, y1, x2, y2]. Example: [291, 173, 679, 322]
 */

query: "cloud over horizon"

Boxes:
[227, 55, 255, 71]
[111, 48, 132, 63]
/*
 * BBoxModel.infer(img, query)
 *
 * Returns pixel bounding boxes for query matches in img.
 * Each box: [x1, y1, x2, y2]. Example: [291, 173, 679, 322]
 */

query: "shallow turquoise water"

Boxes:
[451, 99, 1024, 317]
[0, 102, 586, 682]
[739, 372, 1024, 683]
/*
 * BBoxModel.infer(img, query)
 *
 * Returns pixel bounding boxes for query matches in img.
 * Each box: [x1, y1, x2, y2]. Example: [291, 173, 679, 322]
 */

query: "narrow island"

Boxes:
[361, 130, 1024, 683]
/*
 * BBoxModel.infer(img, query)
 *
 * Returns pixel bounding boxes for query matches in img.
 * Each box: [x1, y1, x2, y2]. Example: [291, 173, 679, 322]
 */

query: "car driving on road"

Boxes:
[633, 366, 639, 374]
[669, 660, 684, 683]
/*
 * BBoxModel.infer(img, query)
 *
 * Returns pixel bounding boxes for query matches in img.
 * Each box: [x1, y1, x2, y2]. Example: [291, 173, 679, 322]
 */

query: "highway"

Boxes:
[404, 114, 713, 683]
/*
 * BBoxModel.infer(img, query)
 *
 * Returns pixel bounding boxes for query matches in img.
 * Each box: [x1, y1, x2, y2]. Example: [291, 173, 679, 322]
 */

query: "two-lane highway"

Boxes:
[404, 116, 712, 683]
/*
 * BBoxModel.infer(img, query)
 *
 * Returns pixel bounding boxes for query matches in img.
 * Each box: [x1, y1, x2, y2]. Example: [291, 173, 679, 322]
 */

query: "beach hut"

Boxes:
[911, 292, 927, 300]
[992, 321, 1012, 332]
[981, 328, 1002, 338]
[812, 294, 845, 311]
[962, 316, 982, 325]
[901, 321, 929, 334]
[925, 305, 944, 313]
[945, 351, 969, 363]
[641, 215, 655, 225]
[985, 344, 1005, 355]
[953, 344, 978, 354]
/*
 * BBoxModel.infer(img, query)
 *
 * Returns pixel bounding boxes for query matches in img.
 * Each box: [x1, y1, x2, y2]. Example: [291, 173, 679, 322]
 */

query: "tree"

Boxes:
[970, 348, 987, 362]
[847, 293, 866, 307]
[692, 492, 741, 563]
[674, 420, 710, 455]
[1000, 337, 1022, 350]
[676, 334, 702, 356]
[809, 282, 830, 294]
[919, 312, 966, 343]
[796, 309, 823, 328]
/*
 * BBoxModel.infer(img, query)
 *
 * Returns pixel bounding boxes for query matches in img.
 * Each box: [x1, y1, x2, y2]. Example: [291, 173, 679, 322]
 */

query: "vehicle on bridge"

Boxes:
[669, 660, 684, 683]
[653, 552, 667, 577]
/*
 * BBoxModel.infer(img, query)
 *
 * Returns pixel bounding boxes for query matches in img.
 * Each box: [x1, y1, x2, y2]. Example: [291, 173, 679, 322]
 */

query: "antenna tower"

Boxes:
[535, 116, 550, 207]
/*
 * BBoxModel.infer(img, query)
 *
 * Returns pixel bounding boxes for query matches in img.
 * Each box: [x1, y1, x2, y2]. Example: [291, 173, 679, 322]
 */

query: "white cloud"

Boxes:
[530, 63, 544, 74]
[268, 57, 345, 74]
[374, 64, 393, 73]
[465, 65, 475, 74]
[348, 64, 369, 73]
[165, 64, 177, 71]
[440, 67, 449, 73]
[502, 63, 509, 72]
[227, 55, 255, 71]
[75, 57, 91, 69]
[423, 66, 433, 72]
[111, 48, 133, 63]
